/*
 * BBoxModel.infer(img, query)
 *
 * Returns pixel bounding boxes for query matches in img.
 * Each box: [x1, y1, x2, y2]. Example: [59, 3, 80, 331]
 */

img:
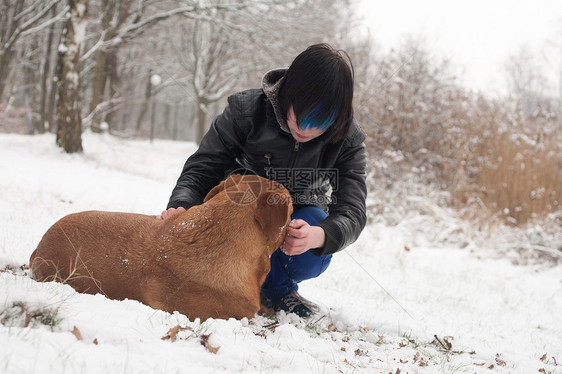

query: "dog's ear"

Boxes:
[254, 191, 292, 247]
[204, 179, 226, 203]
[204, 174, 244, 202]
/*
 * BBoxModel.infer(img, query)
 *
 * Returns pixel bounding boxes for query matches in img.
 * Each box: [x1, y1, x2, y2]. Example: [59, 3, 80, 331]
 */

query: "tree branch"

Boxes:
[2, 0, 62, 54]
[20, 5, 68, 38]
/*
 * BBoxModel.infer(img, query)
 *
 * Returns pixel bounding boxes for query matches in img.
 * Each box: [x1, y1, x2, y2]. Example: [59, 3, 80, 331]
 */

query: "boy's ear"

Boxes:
[254, 191, 293, 248]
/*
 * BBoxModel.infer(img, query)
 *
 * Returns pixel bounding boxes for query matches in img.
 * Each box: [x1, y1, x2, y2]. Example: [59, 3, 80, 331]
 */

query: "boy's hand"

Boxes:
[157, 207, 186, 220]
[281, 219, 325, 256]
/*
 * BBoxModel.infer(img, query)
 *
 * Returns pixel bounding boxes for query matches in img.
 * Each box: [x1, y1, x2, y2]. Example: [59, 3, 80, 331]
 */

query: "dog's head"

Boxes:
[204, 174, 293, 251]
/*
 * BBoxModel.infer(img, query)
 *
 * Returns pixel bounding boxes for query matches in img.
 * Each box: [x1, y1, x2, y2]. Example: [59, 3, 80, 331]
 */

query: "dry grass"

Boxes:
[452, 105, 561, 225]
[356, 40, 561, 226]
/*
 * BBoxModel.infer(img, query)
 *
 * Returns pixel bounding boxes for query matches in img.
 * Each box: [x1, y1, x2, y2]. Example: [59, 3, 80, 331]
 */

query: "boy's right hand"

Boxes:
[157, 207, 186, 220]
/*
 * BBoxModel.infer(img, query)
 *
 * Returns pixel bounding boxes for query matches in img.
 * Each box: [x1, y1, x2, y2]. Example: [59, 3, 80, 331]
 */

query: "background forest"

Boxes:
[0, 0, 561, 238]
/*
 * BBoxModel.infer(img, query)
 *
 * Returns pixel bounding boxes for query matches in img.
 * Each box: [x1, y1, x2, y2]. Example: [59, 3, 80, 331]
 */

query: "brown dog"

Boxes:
[30, 174, 293, 320]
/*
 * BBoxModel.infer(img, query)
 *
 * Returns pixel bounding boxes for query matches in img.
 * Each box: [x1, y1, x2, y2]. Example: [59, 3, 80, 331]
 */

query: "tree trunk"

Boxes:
[104, 50, 119, 131]
[39, 5, 58, 134]
[136, 70, 152, 133]
[0, 0, 25, 100]
[56, 0, 88, 153]
[89, 49, 108, 133]
[196, 99, 207, 145]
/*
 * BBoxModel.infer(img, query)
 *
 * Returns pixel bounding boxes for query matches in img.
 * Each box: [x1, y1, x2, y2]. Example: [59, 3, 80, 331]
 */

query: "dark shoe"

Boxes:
[262, 291, 319, 317]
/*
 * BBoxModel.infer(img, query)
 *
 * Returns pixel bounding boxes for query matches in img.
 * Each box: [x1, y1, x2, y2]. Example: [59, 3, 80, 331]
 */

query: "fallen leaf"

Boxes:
[404, 246, 410, 252]
[162, 325, 193, 342]
[473, 362, 486, 366]
[495, 354, 506, 367]
[71, 326, 83, 341]
[355, 349, 367, 356]
[340, 347, 346, 352]
[540, 354, 547, 361]
[200, 333, 220, 354]
[93, 338, 98, 345]
[443, 336, 453, 350]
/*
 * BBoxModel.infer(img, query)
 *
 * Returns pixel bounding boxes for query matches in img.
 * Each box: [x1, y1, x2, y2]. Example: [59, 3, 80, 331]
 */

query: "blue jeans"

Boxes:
[260, 206, 332, 301]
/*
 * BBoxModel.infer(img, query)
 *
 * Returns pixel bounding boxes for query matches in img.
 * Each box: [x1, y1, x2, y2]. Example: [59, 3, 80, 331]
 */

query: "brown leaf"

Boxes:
[71, 326, 83, 341]
[495, 354, 506, 367]
[200, 333, 220, 354]
[413, 352, 420, 363]
[93, 338, 98, 345]
[355, 349, 367, 356]
[473, 362, 486, 366]
[162, 325, 193, 342]
[404, 246, 411, 252]
[395, 368, 401, 374]
[540, 354, 548, 361]
[443, 336, 453, 350]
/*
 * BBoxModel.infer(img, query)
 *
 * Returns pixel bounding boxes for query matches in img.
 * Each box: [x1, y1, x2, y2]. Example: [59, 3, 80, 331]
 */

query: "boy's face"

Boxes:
[287, 106, 326, 143]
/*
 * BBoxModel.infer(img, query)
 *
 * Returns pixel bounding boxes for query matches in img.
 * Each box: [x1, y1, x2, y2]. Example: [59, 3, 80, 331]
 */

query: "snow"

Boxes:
[1, 132, 561, 373]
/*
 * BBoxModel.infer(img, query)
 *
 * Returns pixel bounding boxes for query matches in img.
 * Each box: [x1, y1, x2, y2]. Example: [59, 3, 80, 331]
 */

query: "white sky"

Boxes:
[357, 0, 562, 96]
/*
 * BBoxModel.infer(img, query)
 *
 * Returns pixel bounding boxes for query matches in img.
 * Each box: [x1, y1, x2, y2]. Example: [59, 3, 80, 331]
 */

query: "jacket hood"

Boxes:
[262, 69, 290, 132]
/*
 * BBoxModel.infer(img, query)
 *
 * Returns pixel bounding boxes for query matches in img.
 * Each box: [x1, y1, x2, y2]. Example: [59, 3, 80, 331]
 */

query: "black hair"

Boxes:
[278, 43, 354, 143]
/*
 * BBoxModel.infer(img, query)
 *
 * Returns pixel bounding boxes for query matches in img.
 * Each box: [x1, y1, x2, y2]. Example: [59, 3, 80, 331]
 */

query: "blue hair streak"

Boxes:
[298, 105, 337, 131]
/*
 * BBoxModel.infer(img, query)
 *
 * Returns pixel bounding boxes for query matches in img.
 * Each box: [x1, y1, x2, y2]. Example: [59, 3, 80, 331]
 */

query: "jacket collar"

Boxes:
[262, 69, 290, 133]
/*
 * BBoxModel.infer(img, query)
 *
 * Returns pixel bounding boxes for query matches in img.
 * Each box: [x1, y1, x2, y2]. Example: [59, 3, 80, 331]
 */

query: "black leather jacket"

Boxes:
[168, 80, 367, 256]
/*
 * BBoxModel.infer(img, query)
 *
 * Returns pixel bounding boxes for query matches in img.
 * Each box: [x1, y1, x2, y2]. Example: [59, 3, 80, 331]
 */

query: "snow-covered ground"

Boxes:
[1, 132, 560, 373]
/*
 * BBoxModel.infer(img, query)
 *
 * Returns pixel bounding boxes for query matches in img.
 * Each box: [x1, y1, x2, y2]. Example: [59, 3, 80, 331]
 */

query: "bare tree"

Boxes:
[0, 0, 64, 101]
[164, 0, 353, 143]
[84, 0, 287, 133]
[38, 5, 60, 133]
[56, 0, 88, 153]
[172, 13, 246, 143]
[505, 46, 552, 115]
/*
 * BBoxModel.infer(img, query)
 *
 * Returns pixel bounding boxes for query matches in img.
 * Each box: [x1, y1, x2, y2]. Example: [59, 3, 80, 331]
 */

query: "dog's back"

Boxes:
[30, 211, 159, 300]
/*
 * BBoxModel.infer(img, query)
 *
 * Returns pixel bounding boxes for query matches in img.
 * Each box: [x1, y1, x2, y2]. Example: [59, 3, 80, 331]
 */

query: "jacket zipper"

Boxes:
[264, 153, 272, 178]
[288, 141, 300, 168]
